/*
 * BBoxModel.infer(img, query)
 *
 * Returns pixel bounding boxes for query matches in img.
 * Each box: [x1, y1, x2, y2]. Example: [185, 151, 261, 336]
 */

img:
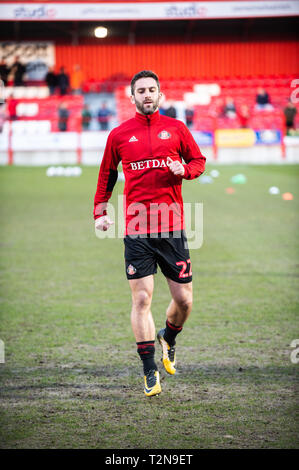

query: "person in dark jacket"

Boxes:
[58, 102, 69, 131]
[284, 100, 297, 134]
[164, 100, 177, 118]
[57, 67, 70, 96]
[0, 59, 9, 86]
[185, 106, 194, 129]
[10, 56, 26, 86]
[82, 104, 92, 131]
[45, 67, 57, 95]
[255, 87, 273, 111]
[97, 102, 112, 130]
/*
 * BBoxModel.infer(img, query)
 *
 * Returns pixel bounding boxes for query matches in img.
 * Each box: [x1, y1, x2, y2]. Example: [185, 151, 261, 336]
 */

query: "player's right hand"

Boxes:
[95, 215, 114, 231]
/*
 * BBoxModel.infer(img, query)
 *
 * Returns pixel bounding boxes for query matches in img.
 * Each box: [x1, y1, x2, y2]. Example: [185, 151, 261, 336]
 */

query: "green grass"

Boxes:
[0, 164, 298, 449]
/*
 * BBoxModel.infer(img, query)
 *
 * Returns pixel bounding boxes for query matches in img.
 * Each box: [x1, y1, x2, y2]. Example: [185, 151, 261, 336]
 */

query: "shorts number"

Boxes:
[176, 258, 192, 279]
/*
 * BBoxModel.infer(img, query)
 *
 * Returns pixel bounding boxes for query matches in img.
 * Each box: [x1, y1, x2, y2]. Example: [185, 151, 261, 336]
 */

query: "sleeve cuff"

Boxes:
[182, 166, 190, 179]
[94, 210, 107, 220]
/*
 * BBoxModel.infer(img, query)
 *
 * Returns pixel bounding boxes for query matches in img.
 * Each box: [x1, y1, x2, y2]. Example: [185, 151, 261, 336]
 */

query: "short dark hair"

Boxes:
[130, 70, 160, 95]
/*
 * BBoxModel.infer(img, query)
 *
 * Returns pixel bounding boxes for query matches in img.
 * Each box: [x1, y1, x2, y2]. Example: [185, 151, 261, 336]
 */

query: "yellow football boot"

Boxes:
[144, 370, 161, 397]
[157, 328, 176, 375]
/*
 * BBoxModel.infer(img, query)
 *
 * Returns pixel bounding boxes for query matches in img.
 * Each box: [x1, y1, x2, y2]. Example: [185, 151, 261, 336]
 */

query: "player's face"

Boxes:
[131, 77, 161, 115]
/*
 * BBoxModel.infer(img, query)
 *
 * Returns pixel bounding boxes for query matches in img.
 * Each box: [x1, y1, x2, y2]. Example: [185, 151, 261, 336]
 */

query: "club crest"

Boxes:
[127, 264, 137, 275]
[158, 130, 171, 140]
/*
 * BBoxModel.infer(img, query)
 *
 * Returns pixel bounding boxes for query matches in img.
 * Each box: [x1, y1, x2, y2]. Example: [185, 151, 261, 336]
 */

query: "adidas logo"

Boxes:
[129, 136, 138, 142]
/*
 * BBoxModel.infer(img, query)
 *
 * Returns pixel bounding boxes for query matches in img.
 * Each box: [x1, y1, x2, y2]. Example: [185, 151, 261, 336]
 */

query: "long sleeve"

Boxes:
[93, 131, 121, 219]
[178, 123, 206, 180]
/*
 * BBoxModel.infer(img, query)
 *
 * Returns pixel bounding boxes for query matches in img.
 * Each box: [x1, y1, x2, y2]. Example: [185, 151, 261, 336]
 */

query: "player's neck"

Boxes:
[135, 109, 160, 123]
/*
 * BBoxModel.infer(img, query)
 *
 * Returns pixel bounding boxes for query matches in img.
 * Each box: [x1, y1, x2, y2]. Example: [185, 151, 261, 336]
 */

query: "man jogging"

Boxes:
[94, 70, 206, 397]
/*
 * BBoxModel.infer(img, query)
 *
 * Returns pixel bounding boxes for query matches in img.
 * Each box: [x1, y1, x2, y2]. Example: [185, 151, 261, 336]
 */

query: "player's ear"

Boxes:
[130, 95, 135, 105]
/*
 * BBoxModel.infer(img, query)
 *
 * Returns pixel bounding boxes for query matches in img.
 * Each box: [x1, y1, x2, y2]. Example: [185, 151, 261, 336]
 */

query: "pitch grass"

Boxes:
[0, 164, 298, 449]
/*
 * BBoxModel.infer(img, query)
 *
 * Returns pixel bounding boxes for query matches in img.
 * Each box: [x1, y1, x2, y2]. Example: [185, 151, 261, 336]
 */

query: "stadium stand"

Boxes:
[5, 94, 84, 132]
[0, 3, 298, 165]
[115, 75, 297, 133]
[3, 74, 297, 134]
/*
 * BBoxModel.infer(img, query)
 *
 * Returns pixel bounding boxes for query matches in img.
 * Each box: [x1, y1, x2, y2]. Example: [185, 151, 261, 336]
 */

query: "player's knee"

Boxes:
[177, 296, 192, 315]
[133, 289, 152, 311]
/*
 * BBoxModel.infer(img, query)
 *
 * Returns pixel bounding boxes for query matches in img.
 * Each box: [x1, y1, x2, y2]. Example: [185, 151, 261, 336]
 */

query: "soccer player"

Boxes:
[94, 70, 206, 397]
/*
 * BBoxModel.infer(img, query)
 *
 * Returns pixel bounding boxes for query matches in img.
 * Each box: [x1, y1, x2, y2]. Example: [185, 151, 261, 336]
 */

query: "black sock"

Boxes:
[164, 320, 183, 346]
[136, 341, 157, 374]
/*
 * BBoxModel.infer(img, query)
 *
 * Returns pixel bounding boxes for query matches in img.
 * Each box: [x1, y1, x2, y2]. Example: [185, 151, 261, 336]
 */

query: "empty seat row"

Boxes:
[4, 87, 49, 99]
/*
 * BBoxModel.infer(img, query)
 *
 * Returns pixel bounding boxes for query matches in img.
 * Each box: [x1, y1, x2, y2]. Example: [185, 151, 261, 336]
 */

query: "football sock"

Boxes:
[136, 341, 157, 374]
[164, 320, 183, 346]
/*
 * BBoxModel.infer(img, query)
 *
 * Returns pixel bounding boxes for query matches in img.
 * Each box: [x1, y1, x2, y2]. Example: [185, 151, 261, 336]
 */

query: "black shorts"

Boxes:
[124, 231, 192, 284]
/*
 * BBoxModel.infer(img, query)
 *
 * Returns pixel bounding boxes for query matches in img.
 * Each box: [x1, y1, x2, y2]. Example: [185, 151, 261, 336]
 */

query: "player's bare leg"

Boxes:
[129, 275, 155, 342]
[157, 279, 192, 375]
[166, 279, 193, 327]
[129, 275, 161, 396]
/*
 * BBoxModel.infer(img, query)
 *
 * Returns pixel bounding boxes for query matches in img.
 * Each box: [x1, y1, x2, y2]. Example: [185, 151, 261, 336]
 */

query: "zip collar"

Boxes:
[135, 109, 160, 125]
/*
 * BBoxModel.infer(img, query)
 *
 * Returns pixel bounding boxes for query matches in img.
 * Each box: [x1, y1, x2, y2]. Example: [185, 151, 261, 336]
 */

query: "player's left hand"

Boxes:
[167, 157, 185, 176]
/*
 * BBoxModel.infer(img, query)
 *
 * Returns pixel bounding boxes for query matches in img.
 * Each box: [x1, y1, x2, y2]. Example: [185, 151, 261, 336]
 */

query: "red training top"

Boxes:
[94, 110, 206, 235]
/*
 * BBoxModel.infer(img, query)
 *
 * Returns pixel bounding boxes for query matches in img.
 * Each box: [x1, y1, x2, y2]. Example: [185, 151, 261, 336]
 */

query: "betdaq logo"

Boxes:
[130, 158, 171, 171]
[14, 6, 57, 19]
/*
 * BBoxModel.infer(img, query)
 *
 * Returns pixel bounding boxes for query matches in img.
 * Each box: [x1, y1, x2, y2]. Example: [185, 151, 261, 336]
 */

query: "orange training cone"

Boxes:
[226, 187, 235, 194]
[282, 192, 293, 200]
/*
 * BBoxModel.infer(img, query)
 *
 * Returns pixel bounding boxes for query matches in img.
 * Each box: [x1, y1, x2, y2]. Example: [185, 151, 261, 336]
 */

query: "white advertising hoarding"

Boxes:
[0, 2, 298, 21]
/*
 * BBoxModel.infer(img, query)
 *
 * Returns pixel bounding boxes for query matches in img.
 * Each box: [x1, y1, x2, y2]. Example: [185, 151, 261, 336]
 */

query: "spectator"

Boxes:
[97, 102, 112, 131]
[185, 106, 194, 129]
[255, 87, 273, 111]
[284, 99, 297, 134]
[238, 104, 250, 128]
[57, 67, 70, 96]
[58, 102, 69, 131]
[164, 100, 177, 118]
[7, 94, 17, 121]
[214, 97, 224, 115]
[0, 59, 9, 86]
[71, 64, 84, 95]
[45, 67, 57, 95]
[223, 96, 237, 119]
[81, 104, 92, 131]
[10, 56, 26, 86]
